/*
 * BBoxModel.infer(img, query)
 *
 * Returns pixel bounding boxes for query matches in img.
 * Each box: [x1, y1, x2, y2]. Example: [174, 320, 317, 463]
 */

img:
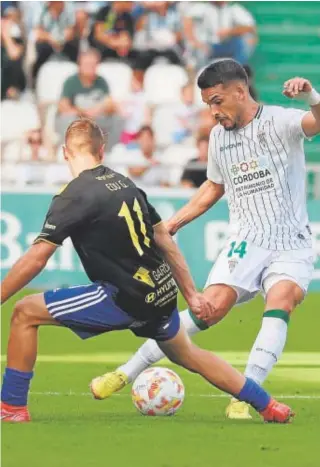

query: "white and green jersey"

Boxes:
[207, 105, 312, 250]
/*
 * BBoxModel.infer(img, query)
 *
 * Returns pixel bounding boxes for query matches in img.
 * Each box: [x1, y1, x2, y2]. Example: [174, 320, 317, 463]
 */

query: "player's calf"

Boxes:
[1, 294, 58, 422]
[159, 328, 294, 423]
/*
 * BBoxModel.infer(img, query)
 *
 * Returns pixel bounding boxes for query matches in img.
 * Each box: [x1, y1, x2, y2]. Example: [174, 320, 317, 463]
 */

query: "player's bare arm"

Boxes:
[153, 222, 214, 319]
[1, 242, 57, 305]
[283, 77, 320, 137]
[166, 180, 225, 235]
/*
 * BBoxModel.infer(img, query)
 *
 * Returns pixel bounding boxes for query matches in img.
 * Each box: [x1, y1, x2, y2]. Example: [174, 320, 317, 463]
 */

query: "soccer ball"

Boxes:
[131, 367, 185, 416]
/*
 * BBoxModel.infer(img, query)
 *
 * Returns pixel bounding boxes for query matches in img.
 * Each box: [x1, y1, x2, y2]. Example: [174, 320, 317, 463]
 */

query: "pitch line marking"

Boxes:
[30, 391, 320, 400]
[2, 351, 320, 366]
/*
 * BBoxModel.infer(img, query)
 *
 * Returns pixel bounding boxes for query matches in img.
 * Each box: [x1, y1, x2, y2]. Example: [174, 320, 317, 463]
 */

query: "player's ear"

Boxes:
[236, 83, 246, 101]
[98, 144, 105, 162]
[62, 145, 68, 161]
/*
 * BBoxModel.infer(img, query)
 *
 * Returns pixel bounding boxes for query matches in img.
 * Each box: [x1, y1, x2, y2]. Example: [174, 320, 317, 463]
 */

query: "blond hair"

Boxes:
[65, 118, 105, 158]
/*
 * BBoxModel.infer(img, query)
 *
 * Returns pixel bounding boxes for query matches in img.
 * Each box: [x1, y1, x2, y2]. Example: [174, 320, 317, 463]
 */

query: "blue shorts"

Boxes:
[44, 283, 180, 341]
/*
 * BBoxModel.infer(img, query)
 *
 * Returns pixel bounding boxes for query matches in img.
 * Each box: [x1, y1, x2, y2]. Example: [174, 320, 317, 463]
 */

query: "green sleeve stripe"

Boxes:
[263, 309, 290, 324]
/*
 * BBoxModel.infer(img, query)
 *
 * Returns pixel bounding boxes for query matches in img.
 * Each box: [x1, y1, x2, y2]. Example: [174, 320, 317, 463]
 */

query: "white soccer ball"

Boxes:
[131, 367, 185, 416]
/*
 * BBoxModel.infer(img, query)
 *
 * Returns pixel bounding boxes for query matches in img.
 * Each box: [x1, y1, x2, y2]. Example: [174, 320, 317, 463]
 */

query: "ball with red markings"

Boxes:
[131, 367, 185, 416]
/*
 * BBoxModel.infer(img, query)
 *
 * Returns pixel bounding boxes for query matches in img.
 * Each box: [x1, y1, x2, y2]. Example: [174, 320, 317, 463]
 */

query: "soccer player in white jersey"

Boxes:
[91, 59, 320, 419]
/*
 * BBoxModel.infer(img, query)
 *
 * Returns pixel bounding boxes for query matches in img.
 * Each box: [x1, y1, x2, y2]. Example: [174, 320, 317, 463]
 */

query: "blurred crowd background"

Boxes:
[1, 1, 319, 195]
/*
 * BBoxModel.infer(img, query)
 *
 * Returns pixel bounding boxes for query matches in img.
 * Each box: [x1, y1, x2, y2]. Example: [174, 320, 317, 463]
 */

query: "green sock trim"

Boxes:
[263, 309, 290, 324]
[188, 309, 209, 330]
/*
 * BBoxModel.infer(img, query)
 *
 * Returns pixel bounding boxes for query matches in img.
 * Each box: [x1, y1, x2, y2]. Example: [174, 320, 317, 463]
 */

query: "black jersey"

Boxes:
[35, 165, 178, 319]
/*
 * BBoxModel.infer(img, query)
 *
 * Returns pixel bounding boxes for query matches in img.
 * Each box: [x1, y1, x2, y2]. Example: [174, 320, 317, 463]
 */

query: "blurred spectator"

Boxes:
[127, 126, 169, 186]
[19, 1, 43, 36]
[2, 129, 51, 162]
[1, 129, 54, 186]
[32, 1, 78, 80]
[181, 1, 216, 71]
[55, 48, 116, 144]
[181, 136, 209, 188]
[134, 1, 183, 69]
[197, 108, 215, 139]
[182, 1, 256, 70]
[118, 70, 151, 145]
[1, 6, 26, 99]
[171, 82, 200, 144]
[210, 1, 257, 65]
[74, 7, 91, 53]
[90, 1, 135, 62]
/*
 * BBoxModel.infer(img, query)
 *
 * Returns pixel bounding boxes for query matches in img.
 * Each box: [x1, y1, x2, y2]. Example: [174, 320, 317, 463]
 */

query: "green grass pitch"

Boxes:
[2, 289, 320, 467]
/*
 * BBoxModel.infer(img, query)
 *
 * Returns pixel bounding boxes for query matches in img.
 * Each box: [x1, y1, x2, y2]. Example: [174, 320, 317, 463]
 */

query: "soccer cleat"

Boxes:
[1, 402, 31, 423]
[90, 371, 129, 400]
[260, 399, 295, 423]
[225, 398, 252, 420]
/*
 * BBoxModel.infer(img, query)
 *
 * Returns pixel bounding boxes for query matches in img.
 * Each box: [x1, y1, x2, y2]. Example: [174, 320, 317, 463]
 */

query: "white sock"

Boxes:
[244, 311, 289, 385]
[118, 309, 202, 382]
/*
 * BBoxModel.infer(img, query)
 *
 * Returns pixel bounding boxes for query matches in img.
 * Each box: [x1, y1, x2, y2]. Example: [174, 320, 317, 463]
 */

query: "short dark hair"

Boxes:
[197, 59, 248, 89]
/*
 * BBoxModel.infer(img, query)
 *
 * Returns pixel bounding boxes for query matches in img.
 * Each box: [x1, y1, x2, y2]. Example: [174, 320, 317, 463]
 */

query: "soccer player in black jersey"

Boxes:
[1, 119, 293, 423]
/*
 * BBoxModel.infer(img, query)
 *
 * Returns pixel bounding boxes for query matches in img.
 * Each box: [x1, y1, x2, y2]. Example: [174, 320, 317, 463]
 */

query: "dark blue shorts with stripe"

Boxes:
[44, 282, 180, 341]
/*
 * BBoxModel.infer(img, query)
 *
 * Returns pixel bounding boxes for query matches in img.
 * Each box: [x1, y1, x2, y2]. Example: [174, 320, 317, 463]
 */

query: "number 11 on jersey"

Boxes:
[118, 198, 151, 256]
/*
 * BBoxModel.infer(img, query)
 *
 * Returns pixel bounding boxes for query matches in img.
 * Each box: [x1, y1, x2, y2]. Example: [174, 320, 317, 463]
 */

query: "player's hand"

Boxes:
[164, 220, 178, 236]
[283, 77, 312, 98]
[188, 292, 216, 322]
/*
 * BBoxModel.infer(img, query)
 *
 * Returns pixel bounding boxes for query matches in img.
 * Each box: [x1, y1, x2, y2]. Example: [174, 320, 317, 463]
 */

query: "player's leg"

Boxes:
[1, 283, 118, 422]
[244, 248, 314, 385]
[226, 278, 302, 421]
[91, 284, 237, 398]
[244, 278, 304, 385]
[1, 293, 60, 422]
[158, 325, 294, 423]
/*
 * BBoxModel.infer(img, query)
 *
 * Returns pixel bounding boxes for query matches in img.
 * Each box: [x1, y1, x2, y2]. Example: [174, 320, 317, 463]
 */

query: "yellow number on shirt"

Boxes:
[118, 198, 151, 256]
[133, 198, 151, 248]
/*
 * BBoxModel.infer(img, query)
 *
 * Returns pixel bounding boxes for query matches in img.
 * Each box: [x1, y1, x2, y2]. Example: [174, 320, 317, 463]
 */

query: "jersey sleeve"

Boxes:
[138, 189, 162, 227]
[207, 131, 224, 184]
[279, 108, 309, 141]
[34, 188, 92, 246]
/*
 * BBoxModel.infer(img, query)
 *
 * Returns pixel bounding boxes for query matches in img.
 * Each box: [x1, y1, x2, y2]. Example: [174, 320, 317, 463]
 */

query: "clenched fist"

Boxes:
[283, 77, 312, 99]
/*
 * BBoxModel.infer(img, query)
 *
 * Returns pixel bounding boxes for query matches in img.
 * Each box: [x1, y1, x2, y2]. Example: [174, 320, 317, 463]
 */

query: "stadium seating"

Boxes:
[152, 104, 183, 147]
[144, 64, 189, 105]
[97, 62, 132, 100]
[36, 61, 77, 104]
[1, 100, 40, 142]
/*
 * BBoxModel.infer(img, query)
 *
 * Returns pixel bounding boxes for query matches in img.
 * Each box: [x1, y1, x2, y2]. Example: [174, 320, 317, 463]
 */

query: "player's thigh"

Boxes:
[203, 237, 271, 315]
[12, 293, 59, 327]
[262, 248, 315, 313]
[157, 325, 198, 370]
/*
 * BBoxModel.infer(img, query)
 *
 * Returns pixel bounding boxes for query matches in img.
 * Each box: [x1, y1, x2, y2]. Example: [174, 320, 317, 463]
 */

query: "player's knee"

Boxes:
[11, 297, 38, 328]
[267, 295, 300, 314]
[203, 286, 234, 324]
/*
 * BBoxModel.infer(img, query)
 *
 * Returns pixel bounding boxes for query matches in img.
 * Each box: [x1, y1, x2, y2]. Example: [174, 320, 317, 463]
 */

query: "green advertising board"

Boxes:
[1, 189, 320, 291]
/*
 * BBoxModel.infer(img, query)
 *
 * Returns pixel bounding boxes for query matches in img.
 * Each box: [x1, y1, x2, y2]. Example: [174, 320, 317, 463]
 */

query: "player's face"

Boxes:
[201, 83, 246, 131]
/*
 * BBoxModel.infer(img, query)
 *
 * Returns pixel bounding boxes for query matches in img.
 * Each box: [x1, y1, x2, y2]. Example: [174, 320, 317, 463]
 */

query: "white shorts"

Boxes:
[205, 237, 315, 305]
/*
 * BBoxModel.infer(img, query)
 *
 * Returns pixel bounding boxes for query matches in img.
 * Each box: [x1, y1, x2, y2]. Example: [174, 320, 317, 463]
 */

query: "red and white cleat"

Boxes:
[260, 399, 295, 424]
[1, 402, 31, 423]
